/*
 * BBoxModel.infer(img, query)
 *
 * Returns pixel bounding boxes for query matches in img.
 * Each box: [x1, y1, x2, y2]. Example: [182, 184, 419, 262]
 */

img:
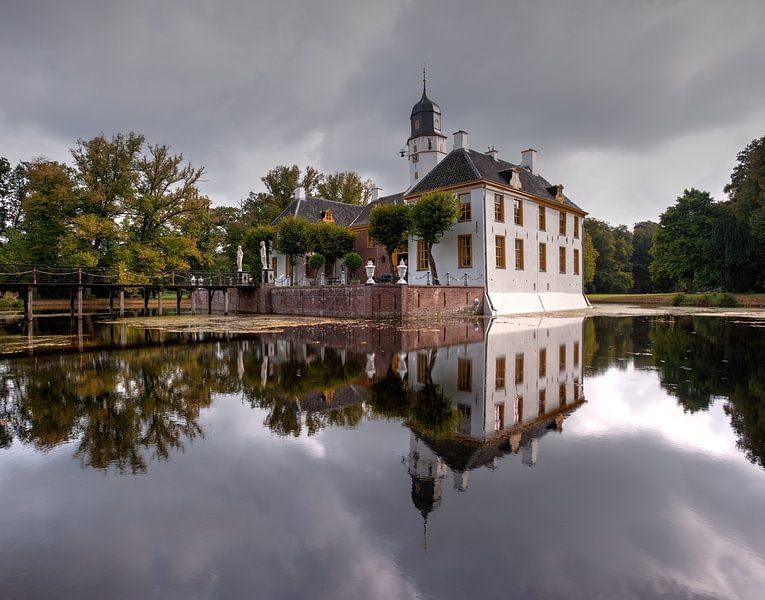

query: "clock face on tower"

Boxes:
[435, 117, 440, 129]
[414, 119, 420, 129]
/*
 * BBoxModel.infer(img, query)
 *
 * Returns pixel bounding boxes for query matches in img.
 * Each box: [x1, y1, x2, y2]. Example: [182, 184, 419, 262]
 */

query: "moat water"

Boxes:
[1, 313, 764, 599]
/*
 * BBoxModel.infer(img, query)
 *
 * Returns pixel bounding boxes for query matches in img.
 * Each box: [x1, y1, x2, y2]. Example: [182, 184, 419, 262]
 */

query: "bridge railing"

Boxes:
[0, 265, 256, 287]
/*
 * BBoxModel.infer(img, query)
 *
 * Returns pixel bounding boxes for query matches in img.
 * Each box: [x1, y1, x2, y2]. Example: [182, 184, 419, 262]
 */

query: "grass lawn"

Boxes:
[588, 292, 765, 307]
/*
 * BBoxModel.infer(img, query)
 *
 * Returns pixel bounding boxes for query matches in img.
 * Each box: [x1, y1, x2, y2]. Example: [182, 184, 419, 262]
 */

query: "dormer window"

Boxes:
[321, 210, 334, 224]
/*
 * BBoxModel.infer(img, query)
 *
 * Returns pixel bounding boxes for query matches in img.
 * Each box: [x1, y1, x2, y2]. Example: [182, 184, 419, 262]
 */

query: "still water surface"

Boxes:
[1, 314, 765, 599]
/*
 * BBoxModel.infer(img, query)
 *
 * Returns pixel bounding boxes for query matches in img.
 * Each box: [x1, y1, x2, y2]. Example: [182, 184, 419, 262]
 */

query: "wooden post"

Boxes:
[109, 290, 114, 312]
[223, 288, 229, 315]
[208, 289, 213, 315]
[143, 288, 149, 311]
[176, 290, 182, 314]
[119, 289, 125, 317]
[158, 287, 164, 316]
[25, 286, 34, 321]
[70, 288, 75, 318]
[190, 289, 196, 315]
[77, 286, 83, 320]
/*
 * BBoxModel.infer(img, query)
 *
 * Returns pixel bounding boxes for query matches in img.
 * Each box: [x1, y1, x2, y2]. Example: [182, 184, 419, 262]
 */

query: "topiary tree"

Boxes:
[410, 191, 460, 285]
[343, 251, 362, 280]
[309, 222, 355, 275]
[368, 203, 412, 268]
[276, 216, 312, 284]
[308, 253, 325, 271]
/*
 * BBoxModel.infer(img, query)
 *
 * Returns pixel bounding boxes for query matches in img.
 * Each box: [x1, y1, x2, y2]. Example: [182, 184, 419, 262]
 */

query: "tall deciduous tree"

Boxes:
[70, 132, 143, 262]
[0, 158, 26, 235]
[368, 203, 412, 266]
[650, 189, 720, 291]
[631, 221, 658, 293]
[726, 134, 765, 283]
[317, 171, 373, 205]
[410, 191, 460, 285]
[15, 160, 77, 265]
[585, 219, 634, 293]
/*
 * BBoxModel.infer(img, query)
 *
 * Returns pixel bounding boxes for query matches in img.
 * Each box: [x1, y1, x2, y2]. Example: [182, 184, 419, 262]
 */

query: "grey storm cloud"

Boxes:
[1, 0, 764, 225]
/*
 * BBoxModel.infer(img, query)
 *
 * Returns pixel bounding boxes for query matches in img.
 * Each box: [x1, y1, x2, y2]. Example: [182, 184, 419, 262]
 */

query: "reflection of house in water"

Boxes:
[406, 317, 585, 520]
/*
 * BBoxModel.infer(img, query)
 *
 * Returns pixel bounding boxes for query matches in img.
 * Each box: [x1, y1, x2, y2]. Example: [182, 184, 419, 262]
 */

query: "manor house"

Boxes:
[271, 78, 588, 315]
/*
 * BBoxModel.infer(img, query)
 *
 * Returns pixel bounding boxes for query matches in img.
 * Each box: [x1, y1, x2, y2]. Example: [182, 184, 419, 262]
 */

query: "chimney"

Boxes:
[453, 130, 469, 150]
[370, 186, 382, 203]
[294, 186, 306, 200]
[486, 146, 498, 161]
[521, 148, 538, 174]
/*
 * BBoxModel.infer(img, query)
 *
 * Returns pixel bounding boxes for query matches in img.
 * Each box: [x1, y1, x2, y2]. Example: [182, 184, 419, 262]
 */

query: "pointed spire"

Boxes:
[422, 64, 427, 95]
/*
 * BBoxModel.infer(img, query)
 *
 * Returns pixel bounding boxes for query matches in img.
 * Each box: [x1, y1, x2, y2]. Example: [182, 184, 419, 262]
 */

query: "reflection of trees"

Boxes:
[584, 317, 638, 374]
[368, 354, 459, 439]
[0, 346, 215, 473]
[648, 316, 765, 468]
[582, 315, 765, 469]
[245, 346, 365, 438]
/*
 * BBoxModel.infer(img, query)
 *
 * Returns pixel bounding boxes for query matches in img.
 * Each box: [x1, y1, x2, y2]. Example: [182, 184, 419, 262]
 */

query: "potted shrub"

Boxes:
[343, 252, 363, 284]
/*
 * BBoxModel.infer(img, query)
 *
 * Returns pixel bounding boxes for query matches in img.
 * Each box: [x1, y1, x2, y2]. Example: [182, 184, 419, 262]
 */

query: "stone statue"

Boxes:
[260, 240, 268, 271]
[236, 245, 244, 272]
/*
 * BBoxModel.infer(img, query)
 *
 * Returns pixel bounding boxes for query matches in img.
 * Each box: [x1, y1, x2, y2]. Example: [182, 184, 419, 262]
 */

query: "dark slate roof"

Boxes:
[271, 197, 365, 227]
[411, 88, 441, 118]
[350, 192, 405, 227]
[406, 148, 584, 213]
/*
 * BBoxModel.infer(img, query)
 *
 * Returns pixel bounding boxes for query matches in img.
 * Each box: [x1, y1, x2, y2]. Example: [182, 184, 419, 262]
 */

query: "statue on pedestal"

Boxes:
[260, 241, 268, 271]
[236, 245, 244, 272]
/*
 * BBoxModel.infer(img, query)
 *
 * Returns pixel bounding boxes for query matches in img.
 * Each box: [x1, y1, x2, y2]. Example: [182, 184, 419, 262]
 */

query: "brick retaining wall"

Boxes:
[194, 284, 484, 319]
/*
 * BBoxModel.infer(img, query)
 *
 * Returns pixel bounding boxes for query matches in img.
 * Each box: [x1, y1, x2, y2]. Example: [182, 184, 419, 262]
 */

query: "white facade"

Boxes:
[408, 133, 447, 187]
[406, 181, 588, 314]
[406, 316, 585, 441]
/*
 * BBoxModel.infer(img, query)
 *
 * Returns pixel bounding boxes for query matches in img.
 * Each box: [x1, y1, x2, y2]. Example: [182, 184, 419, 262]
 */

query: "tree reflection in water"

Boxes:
[1, 315, 765, 473]
[590, 315, 765, 469]
[0, 346, 214, 473]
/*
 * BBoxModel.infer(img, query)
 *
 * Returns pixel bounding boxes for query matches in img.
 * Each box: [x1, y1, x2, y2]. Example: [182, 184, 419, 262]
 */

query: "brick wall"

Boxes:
[193, 284, 484, 319]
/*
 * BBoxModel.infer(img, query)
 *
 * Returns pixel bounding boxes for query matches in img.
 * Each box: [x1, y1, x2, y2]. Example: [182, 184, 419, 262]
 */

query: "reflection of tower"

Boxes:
[408, 432, 446, 549]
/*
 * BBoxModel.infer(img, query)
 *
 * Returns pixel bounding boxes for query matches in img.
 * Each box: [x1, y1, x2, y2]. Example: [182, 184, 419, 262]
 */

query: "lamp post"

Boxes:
[365, 260, 376, 285]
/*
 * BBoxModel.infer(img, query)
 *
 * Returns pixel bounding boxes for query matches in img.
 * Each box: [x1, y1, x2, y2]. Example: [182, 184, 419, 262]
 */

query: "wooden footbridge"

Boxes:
[0, 264, 256, 319]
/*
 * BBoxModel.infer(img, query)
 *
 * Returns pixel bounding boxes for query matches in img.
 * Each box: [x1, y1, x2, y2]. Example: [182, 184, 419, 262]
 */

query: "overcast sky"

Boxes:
[2, 0, 764, 225]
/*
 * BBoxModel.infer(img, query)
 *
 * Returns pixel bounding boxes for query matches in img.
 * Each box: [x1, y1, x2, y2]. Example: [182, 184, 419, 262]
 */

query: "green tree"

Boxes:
[243, 225, 276, 272]
[276, 216, 312, 282]
[725, 134, 765, 285]
[14, 160, 77, 265]
[343, 252, 363, 279]
[583, 230, 597, 289]
[651, 189, 722, 291]
[125, 144, 208, 271]
[309, 222, 355, 273]
[317, 171, 373, 205]
[410, 191, 460, 285]
[631, 221, 658, 293]
[70, 132, 143, 264]
[585, 219, 633, 293]
[368, 203, 411, 266]
[0, 158, 26, 235]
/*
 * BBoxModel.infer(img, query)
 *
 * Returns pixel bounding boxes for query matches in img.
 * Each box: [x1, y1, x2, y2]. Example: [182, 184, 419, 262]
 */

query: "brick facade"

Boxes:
[193, 284, 484, 319]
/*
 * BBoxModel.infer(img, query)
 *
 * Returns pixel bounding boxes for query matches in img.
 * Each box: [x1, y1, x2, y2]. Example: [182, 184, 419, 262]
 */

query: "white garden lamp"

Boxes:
[396, 259, 408, 284]
[365, 260, 376, 285]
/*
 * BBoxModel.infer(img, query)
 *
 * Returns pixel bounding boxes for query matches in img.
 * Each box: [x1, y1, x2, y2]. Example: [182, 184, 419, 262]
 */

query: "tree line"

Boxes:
[585, 134, 765, 293]
[0, 132, 375, 275]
